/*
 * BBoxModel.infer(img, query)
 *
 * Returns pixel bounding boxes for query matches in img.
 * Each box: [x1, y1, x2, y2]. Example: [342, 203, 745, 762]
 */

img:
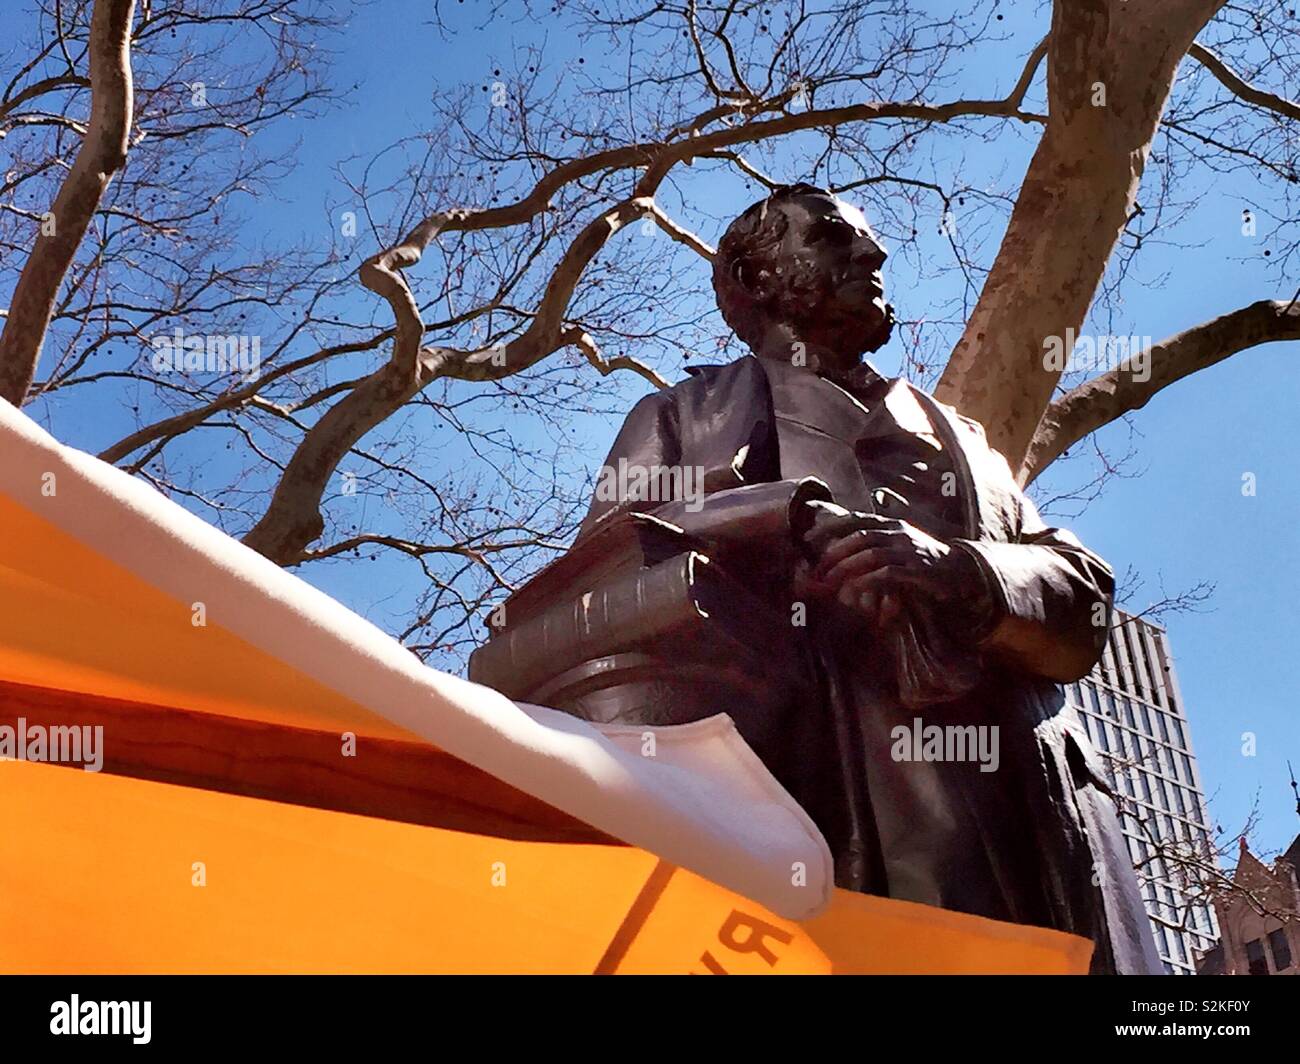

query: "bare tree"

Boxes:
[3, 0, 1297, 660]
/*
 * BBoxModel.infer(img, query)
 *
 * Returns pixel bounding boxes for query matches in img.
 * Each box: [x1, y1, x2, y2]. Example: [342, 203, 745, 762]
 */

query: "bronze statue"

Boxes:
[471, 184, 1161, 974]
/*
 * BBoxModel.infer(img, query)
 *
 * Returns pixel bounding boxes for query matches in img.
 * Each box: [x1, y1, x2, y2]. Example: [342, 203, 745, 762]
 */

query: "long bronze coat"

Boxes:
[577, 354, 1161, 974]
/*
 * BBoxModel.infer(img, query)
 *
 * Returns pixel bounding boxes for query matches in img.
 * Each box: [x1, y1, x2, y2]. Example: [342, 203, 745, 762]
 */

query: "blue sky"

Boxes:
[22, 1, 1300, 859]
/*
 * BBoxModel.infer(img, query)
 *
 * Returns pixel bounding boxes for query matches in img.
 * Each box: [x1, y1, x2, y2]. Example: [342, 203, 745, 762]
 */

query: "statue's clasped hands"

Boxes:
[797, 500, 992, 636]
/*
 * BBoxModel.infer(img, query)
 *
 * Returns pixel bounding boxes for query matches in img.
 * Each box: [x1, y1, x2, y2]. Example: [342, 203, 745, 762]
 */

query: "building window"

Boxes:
[1154, 710, 1170, 744]
[1118, 727, 1136, 761]
[1267, 928, 1292, 972]
[1138, 642, 1159, 703]
[1136, 771, 1151, 802]
[1170, 932, 1187, 964]
[1245, 938, 1269, 975]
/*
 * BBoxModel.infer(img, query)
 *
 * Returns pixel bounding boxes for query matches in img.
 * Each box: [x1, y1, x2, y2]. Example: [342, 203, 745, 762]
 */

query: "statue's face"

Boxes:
[775, 191, 894, 357]
[713, 185, 896, 365]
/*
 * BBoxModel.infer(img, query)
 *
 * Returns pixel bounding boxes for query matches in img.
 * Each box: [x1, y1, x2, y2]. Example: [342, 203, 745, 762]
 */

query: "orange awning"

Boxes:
[0, 399, 1093, 973]
[1, 760, 1090, 974]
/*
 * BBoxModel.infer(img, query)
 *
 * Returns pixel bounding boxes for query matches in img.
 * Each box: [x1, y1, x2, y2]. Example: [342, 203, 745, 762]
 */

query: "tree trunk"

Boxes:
[935, 0, 1225, 474]
[0, 0, 136, 407]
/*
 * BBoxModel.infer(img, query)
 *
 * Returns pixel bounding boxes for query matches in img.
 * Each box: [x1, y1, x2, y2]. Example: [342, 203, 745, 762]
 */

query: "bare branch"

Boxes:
[1188, 41, 1300, 122]
[571, 328, 669, 390]
[1023, 298, 1300, 483]
[641, 200, 716, 261]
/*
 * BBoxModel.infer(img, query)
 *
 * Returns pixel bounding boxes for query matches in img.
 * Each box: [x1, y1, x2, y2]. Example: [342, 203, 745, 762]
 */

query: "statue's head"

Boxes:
[712, 183, 894, 371]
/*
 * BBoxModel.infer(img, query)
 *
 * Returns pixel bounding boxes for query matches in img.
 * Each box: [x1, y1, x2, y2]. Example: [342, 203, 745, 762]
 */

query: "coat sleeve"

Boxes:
[953, 490, 1115, 684]
[578, 390, 682, 536]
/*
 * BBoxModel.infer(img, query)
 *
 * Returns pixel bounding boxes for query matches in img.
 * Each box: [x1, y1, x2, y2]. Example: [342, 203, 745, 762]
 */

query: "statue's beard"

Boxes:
[795, 298, 894, 363]
[862, 300, 896, 352]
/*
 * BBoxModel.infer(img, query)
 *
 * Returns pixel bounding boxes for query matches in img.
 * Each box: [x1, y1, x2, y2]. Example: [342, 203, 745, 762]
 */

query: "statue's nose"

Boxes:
[854, 241, 887, 271]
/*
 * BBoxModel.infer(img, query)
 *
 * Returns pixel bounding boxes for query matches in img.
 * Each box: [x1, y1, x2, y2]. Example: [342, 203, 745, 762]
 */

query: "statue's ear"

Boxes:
[731, 256, 760, 297]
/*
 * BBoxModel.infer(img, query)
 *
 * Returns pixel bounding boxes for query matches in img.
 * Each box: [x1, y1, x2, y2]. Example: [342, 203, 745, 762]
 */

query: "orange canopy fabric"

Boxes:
[0, 760, 1092, 974]
[0, 400, 840, 921]
[0, 401, 1094, 972]
[0, 491, 407, 739]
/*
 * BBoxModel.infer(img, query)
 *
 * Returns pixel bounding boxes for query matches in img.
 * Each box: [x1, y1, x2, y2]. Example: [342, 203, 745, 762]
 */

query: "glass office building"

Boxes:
[1063, 612, 1220, 975]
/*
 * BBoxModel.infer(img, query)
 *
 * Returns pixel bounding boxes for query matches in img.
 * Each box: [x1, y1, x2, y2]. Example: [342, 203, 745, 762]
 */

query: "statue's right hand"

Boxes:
[797, 499, 875, 561]
[797, 501, 905, 629]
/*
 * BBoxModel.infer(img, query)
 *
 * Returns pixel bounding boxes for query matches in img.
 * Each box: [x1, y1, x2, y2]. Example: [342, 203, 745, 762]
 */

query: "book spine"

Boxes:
[470, 554, 704, 697]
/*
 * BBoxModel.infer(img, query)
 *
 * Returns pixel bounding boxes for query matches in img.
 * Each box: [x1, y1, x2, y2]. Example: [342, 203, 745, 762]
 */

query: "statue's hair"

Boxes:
[711, 183, 837, 353]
